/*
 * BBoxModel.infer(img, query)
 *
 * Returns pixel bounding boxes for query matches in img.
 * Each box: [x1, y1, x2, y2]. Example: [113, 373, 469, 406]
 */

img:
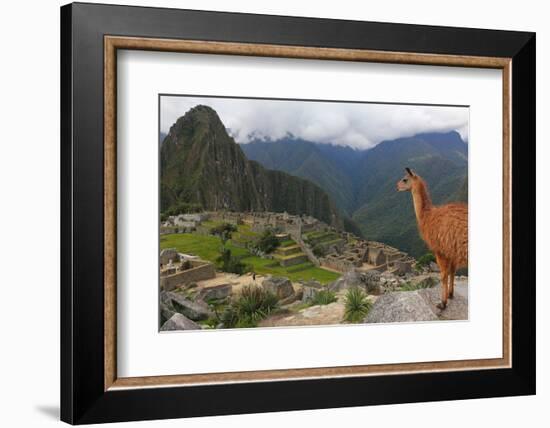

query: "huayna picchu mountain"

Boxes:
[160, 105, 343, 228]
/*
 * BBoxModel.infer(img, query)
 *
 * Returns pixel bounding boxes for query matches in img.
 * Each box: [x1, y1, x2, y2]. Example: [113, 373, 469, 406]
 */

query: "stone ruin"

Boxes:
[159, 248, 216, 291]
[160, 210, 415, 275]
[160, 212, 210, 234]
[320, 239, 415, 275]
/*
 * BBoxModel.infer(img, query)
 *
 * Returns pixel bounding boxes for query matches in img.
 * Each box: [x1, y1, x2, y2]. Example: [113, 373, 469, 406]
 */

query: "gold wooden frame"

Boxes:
[104, 36, 512, 391]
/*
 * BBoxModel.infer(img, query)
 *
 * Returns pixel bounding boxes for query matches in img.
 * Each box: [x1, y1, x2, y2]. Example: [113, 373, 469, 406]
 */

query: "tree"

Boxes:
[216, 237, 247, 275]
[254, 230, 280, 254]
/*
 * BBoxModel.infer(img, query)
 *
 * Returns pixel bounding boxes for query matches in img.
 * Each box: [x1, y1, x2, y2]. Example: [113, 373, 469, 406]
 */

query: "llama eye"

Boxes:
[403, 178, 408, 183]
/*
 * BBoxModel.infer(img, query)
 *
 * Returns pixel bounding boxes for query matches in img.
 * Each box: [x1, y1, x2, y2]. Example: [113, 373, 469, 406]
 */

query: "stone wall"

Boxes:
[320, 256, 356, 272]
[279, 254, 309, 267]
[160, 261, 216, 291]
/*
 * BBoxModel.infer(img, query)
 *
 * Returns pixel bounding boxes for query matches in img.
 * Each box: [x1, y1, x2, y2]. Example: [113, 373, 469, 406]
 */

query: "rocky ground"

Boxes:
[160, 268, 468, 331]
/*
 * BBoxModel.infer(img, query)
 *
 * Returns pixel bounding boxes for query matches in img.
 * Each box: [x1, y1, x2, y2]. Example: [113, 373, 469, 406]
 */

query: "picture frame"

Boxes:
[60, 2, 535, 424]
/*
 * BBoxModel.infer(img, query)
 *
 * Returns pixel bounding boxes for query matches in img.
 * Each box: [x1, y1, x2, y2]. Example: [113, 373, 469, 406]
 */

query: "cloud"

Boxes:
[160, 96, 468, 149]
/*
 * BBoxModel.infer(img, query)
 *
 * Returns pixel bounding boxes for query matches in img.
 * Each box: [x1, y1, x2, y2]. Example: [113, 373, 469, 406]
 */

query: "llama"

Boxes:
[397, 167, 468, 309]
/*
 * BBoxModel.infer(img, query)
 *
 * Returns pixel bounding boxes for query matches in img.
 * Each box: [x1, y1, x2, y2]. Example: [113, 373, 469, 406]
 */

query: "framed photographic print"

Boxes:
[60, 2, 536, 424]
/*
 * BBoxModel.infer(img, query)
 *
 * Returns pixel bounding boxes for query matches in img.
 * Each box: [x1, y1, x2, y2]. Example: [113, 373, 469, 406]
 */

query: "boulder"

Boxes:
[301, 280, 324, 302]
[262, 277, 294, 300]
[417, 283, 468, 321]
[160, 303, 175, 324]
[364, 291, 438, 323]
[196, 284, 232, 301]
[160, 291, 175, 309]
[328, 270, 364, 292]
[160, 313, 201, 331]
[160, 248, 179, 265]
[167, 292, 213, 321]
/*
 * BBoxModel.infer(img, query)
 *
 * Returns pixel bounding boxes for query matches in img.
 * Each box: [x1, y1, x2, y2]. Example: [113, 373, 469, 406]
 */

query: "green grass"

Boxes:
[161, 233, 249, 260]
[303, 231, 342, 246]
[240, 253, 339, 284]
[199, 220, 225, 230]
[279, 239, 295, 247]
[232, 224, 259, 241]
[161, 233, 340, 284]
[310, 289, 337, 305]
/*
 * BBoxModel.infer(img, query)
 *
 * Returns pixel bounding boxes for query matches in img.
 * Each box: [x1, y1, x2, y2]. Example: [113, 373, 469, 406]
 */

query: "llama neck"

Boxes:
[411, 179, 433, 223]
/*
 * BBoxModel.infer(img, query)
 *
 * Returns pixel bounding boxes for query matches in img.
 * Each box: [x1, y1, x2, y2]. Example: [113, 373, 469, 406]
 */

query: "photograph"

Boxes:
[55, 2, 536, 424]
[158, 96, 469, 331]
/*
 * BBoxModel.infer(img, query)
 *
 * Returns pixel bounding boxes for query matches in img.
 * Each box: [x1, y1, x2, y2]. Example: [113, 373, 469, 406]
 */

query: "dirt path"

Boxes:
[259, 301, 346, 327]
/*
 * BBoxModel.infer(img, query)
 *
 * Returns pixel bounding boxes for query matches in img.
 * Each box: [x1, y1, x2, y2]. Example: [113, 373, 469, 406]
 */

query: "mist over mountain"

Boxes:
[241, 131, 468, 257]
[160, 106, 343, 229]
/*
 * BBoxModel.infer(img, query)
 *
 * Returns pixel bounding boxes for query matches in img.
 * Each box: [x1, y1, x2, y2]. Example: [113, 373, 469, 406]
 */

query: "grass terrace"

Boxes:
[160, 232, 340, 284]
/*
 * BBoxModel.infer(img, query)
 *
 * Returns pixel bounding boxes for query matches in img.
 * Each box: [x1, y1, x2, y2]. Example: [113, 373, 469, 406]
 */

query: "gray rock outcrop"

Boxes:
[365, 291, 438, 323]
[262, 277, 294, 300]
[166, 292, 213, 321]
[301, 280, 324, 302]
[196, 284, 232, 301]
[160, 303, 175, 324]
[364, 281, 469, 323]
[417, 283, 469, 321]
[160, 313, 201, 331]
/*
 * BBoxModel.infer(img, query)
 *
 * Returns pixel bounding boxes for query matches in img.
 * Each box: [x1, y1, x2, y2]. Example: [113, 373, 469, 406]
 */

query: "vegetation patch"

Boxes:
[310, 289, 337, 306]
[161, 233, 340, 284]
[415, 252, 436, 270]
[399, 277, 438, 291]
[219, 285, 279, 328]
[252, 230, 280, 254]
[209, 222, 237, 239]
[286, 263, 315, 273]
[344, 287, 372, 323]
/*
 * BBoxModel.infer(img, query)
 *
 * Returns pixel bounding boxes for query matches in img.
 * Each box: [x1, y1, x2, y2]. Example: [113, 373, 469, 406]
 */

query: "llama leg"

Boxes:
[435, 254, 449, 309]
[448, 266, 456, 299]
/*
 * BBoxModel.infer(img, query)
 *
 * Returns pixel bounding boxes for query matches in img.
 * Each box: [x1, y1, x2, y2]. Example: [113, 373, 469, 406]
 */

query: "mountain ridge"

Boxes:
[160, 105, 343, 229]
[241, 131, 468, 257]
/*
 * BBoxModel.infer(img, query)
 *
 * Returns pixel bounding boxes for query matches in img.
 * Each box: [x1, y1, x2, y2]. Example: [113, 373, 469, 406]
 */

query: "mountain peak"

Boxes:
[160, 106, 343, 228]
[168, 104, 224, 136]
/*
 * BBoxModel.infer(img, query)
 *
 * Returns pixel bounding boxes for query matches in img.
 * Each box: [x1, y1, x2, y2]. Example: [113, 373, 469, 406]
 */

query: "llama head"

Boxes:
[396, 167, 417, 191]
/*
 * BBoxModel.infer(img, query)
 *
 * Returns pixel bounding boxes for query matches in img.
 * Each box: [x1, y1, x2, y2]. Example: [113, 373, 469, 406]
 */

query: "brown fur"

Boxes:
[397, 169, 468, 309]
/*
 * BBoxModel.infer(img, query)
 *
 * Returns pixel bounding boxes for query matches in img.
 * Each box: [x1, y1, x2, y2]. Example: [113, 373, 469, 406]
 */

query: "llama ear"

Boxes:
[405, 167, 415, 177]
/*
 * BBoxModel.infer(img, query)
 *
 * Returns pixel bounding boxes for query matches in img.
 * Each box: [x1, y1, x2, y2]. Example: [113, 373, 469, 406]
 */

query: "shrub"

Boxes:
[216, 247, 247, 275]
[220, 285, 278, 328]
[416, 252, 436, 269]
[311, 289, 337, 305]
[254, 230, 280, 254]
[344, 287, 372, 323]
[209, 223, 237, 238]
[312, 244, 326, 258]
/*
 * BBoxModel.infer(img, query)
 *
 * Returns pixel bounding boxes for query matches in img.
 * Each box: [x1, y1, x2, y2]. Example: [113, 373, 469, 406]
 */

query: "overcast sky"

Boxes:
[160, 96, 469, 149]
